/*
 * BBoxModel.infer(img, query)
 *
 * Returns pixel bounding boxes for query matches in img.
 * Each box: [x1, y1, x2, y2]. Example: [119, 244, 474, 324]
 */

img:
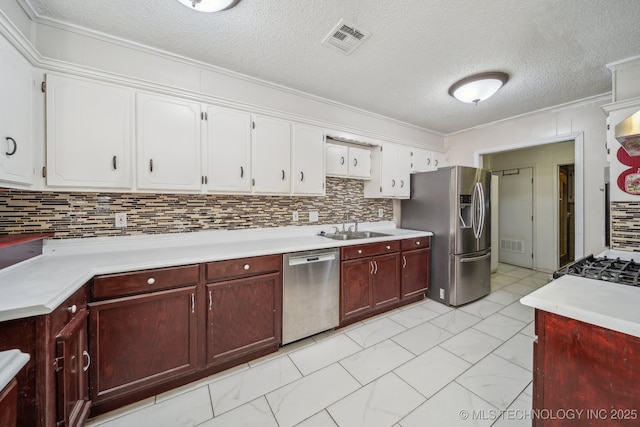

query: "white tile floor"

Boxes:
[86, 264, 551, 427]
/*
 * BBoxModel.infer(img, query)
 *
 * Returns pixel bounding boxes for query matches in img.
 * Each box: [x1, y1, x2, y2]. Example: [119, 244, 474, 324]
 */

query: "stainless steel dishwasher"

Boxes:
[282, 248, 340, 344]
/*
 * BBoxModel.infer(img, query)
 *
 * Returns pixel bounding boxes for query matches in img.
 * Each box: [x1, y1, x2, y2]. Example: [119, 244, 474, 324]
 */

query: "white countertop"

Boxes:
[520, 274, 640, 338]
[0, 350, 30, 392]
[0, 222, 432, 322]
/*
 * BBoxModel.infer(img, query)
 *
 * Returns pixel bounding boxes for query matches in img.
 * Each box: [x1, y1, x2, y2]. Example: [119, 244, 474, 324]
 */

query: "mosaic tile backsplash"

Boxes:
[611, 202, 640, 252]
[0, 178, 393, 239]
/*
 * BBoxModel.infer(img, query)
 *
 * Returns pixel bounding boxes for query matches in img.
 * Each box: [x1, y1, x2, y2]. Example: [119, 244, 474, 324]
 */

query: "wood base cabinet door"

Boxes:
[371, 254, 400, 308]
[55, 309, 91, 427]
[341, 258, 373, 321]
[401, 249, 430, 299]
[206, 273, 282, 367]
[88, 287, 198, 404]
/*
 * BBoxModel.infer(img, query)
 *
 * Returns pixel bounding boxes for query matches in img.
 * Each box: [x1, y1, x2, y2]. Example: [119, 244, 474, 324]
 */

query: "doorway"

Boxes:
[558, 164, 575, 267]
[495, 167, 534, 269]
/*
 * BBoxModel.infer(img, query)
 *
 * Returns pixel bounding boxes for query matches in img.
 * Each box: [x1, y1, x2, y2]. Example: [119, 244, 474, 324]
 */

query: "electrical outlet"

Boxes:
[292, 211, 299, 222]
[439, 288, 445, 299]
[378, 208, 384, 218]
[309, 211, 319, 222]
[115, 213, 127, 228]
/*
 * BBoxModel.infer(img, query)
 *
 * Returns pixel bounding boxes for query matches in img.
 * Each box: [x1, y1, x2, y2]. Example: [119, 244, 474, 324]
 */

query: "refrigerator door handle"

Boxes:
[460, 252, 491, 263]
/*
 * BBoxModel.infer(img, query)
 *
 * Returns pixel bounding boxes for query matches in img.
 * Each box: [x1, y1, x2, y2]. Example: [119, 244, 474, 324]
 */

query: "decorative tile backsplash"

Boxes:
[0, 178, 393, 239]
[611, 202, 640, 252]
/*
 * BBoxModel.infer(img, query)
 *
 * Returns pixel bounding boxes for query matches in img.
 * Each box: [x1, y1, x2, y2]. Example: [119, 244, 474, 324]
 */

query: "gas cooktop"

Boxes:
[553, 255, 640, 286]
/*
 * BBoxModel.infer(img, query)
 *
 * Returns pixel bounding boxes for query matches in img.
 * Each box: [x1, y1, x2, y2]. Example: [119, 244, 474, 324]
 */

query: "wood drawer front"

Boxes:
[206, 254, 281, 282]
[401, 237, 430, 250]
[92, 264, 200, 300]
[341, 241, 400, 260]
[50, 285, 88, 334]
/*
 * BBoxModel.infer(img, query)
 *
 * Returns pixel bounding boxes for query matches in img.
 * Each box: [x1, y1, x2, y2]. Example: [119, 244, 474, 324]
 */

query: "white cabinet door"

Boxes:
[348, 147, 371, 179]
[379, 143, 398, 197]
[251, 115, 291, 194]
[205, 105, 251, 193]
[396, 145, 412, 198]
[292, 124, 324, 195]
[136, 93, 201, 191]
[411, 147, 433, 173]
[0, 36, 33, 186]
[365, 143, 412, 199]
[326, 143, 347, 177]
[46, 73, 133, 189]
[432, 151, 446, 169]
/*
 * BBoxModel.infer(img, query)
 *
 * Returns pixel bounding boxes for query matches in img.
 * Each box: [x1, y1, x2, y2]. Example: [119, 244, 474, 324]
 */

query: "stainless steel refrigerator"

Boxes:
[401, 166, 491, 306]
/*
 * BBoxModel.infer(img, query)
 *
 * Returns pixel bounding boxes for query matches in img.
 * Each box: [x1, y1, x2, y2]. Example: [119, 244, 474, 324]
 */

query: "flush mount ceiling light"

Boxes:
[176, 0, 240, 12]
[448, 72, 509, 105]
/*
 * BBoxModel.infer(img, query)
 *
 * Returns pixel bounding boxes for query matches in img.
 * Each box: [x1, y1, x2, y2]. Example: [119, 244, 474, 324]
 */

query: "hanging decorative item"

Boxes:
[616, 147, 640, 195]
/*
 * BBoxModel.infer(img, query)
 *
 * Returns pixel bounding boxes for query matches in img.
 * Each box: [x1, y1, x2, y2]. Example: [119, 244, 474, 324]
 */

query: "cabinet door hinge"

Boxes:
[54, 356, 64, 372]
[41, 81, 46, 93]
[200, 112, 208, 121]
[42, 166, 47, 178]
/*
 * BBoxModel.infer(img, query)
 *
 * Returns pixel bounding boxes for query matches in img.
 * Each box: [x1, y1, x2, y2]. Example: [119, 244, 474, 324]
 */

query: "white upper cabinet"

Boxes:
[292, 124, 324, 195]
[0, 36, 33, 186]
[205, 105, 251, 193]
[326, 142, 371, 179]
[136, 92, 201, 191]
[325, 143, 348, 177]
[45, 73, 133, 189]
[432, 151, 446, 169]
[411, 147, 446, 173]
[364, 142, 412, 199]
[348, 146, 371, 179]
[251, 115, 291, 194]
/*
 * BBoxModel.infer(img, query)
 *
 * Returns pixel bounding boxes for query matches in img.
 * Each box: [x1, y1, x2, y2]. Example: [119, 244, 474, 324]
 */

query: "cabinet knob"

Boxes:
[67, 304, 77, 314]
[244, 264, 250, 270]
[147, 277, 156, 285]
[386, 245, 391, 250]
[357, 249, 362, 254]
[416, 241, 420, 245]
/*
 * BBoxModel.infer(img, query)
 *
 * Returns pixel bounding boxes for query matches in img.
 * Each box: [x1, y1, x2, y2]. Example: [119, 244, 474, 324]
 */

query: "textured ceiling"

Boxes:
[23, 0, 640, 134]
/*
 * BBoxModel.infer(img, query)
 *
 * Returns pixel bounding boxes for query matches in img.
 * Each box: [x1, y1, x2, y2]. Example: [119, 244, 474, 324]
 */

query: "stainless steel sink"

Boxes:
[323, 231, 391, 241]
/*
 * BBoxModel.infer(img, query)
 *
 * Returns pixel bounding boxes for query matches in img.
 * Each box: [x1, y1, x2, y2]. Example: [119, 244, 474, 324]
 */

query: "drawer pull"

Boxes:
[191, 293, 195, 314]
[209, 290, 213, 311]
[147, 277, 156, 285]
[82, 351, 91, 372]
[416, 241, 420, 245]
[68, 304, 77, 314]
[386, 245, 391, 250]
[244, 264, 250, 270]
[370, 261, 374, 274]
[357, 249, 363, 254]
[402, 256, 407, 268]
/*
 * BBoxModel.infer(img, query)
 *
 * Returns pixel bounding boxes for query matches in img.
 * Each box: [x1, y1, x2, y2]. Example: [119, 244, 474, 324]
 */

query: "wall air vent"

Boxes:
[500, 239, 525, 253]
[321, 19, 371, 55]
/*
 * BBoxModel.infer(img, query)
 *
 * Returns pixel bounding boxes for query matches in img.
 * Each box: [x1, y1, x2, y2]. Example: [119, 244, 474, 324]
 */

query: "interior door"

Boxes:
[496, 167, 534, 268]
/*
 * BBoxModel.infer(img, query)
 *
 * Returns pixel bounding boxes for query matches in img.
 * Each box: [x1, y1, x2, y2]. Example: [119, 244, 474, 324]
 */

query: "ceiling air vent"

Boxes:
[322, 19, 371, 55]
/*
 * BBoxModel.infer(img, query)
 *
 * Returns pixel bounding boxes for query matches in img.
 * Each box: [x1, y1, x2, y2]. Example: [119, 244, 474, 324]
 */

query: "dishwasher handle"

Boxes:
[288, 251, 337, 266]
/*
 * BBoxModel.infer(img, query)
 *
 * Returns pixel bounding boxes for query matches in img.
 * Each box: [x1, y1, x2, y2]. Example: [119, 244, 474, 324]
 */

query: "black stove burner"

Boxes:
[553, 255, 640, 286]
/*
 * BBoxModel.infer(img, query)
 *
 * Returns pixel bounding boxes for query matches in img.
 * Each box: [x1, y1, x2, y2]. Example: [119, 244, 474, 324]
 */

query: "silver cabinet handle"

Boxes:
[82, 350, 91, 372]
[416, 241, 420, 245]
[357, 249, 363, 254]
[5, 137, 17, 156]
[147, 277, 155, 285]
[300, 171, 304, 181]
[282, 170, 286, 180]
[402, 256, 407, 268]
[149, 159, 153, 173]
[435, 160, 439, 166]
[391, 179, 396, 187]
[68, 304, 77, 314]
[426, 158, 431, 165]
[353, 158, 358, 167]
[340, 156, 345, 165]
[240, 166, 244, 178]
[191, 293, 195, 313]
[373, 260, 378, 274]
[370, 261, 374, 274]
[208, 290, 212, 311]
[244, 264, 250, 270]
[112, 155, 117, 170]
[386, 245, 391, 250]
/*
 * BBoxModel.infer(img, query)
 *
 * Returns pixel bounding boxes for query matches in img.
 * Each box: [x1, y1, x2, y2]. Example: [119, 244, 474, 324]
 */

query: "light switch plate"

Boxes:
[309, 211, 319, 222]
[292, 211, 299, 222]
[115, 213, 127, 228]
[378, 208, 384, 218]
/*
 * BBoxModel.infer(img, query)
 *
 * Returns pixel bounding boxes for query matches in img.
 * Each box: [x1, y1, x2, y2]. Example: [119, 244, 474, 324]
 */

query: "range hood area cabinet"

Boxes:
[325, 142, 372, 180]
[0, 34, 35, 187]
[603, 100, 640, 201]
[410, 147, 446, 173]
[364, 142, 412, 199]
[42, 72, 325, 196]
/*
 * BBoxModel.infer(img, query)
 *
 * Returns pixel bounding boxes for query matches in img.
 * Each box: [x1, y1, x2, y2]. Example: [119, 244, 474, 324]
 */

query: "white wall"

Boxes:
[445, 98, 610, 266]
[483, 142, 575, 272]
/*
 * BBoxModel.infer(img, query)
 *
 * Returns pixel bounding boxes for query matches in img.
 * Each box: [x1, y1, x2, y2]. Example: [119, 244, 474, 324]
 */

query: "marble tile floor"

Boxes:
[86, 264, 551, 427]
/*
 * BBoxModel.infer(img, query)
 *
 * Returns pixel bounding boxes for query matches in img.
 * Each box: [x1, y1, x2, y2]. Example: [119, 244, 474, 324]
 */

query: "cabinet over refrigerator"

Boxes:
[401, 166, 491, 306]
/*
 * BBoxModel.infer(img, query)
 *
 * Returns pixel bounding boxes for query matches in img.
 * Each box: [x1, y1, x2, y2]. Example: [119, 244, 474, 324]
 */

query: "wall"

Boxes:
[0, 177, 392, 238]
[445, 98, 610, 266]
[483, 141, 575, 271]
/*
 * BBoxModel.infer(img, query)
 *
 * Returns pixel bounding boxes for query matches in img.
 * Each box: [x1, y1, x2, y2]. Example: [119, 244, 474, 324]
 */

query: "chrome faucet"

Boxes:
[343, 213, 358, 233]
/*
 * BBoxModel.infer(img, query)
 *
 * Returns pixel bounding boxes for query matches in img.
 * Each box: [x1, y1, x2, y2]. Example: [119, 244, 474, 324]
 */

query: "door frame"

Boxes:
[475, 132, 584, 269]
[555, 162, 575, 268]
